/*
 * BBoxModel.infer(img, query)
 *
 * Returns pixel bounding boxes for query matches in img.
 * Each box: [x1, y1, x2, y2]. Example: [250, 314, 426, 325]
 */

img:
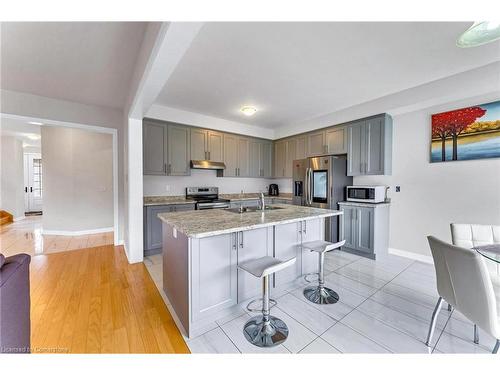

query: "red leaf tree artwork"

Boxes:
[432, 106, 486, 161]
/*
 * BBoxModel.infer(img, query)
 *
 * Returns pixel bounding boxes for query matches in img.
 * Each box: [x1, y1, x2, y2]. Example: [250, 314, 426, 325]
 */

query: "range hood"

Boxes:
[190, 160, 226, 170]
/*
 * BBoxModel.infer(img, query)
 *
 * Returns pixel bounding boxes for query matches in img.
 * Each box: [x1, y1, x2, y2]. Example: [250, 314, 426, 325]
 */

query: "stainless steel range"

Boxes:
[186, 187, 230, 210]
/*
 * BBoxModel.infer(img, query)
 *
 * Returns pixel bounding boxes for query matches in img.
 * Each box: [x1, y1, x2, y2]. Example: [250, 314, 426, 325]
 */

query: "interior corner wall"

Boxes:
[41, 126, 114, 232]
[354, 98, 500, 258]
[0, 136, 25, 219]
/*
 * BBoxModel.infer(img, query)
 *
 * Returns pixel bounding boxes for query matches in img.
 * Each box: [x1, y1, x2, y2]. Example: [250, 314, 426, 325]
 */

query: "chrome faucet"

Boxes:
[259, 192, 265, 211]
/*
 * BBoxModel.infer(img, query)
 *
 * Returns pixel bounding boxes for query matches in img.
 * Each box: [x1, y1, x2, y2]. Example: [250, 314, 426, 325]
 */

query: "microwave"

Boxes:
[346, 186, 386, 203]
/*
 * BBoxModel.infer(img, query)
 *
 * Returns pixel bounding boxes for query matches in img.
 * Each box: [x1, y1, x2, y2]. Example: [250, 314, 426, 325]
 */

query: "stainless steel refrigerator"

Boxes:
[292, 155, 352, 242]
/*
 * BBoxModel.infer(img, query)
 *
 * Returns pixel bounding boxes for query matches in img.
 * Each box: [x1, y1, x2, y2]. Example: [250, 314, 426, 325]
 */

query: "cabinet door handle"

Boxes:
[303, 220, 307, 234]
[168, 164, 172, 174]
[164, 163, 167, 174]
[208, 151, 211, 160]
[25, 187, 28, 193]
[239, 231, 244, 248]
[232, 233, 237, 250]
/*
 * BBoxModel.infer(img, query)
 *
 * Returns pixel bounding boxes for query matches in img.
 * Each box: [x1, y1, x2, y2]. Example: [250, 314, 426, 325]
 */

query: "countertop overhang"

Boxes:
[158, 204, 342, 238]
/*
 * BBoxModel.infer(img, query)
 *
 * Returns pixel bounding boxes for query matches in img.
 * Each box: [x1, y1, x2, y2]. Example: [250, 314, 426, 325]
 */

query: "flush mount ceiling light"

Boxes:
[240, 106, 257, 116]
[457, 22, 500, 48]
[27, 133, 41, 140]
[28, 121, 43, 125]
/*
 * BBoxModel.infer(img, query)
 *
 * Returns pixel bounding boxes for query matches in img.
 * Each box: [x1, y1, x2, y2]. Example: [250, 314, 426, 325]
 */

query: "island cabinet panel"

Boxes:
[274, 222, 302, 287]
[300, 219, 324, 275]
[191, 233, 237, 323]
[237, 227, 273, 302]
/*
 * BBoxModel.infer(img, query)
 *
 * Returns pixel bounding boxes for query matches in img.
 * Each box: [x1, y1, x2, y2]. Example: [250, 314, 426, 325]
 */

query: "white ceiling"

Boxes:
[155, 22, 500, 128]
[1, 22, 147, 109]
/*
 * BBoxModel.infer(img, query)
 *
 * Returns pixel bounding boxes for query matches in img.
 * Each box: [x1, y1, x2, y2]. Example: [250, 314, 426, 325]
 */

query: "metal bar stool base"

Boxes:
[304, 286, 339, 305]
[243, 315, 289, 347]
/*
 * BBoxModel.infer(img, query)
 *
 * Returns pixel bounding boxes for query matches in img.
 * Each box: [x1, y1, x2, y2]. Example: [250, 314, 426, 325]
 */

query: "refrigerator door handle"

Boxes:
[307, 167, 313, 206]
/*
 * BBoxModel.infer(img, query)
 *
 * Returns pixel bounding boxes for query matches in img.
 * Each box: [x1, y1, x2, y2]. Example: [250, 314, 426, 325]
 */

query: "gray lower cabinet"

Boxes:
[338, 202, 390, 259]
[144, 204, 195, 255]
[347, 115, 392, 176]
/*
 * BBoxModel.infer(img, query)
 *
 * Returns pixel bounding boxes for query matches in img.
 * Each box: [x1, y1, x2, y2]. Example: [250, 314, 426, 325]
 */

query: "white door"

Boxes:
[24, 153, 43, 212]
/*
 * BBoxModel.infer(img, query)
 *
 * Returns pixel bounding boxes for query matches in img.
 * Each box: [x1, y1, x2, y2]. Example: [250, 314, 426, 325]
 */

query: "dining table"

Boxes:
[473, 244, 500, 264]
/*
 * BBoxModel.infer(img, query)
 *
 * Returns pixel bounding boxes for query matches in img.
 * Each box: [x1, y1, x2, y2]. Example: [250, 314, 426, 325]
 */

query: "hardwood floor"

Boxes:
[0, 216, 114, 257]
[29, 245, 190, 353]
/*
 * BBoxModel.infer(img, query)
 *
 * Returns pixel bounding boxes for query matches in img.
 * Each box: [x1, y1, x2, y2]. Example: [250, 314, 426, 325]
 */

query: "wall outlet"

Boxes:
[395, 186, 401, 192]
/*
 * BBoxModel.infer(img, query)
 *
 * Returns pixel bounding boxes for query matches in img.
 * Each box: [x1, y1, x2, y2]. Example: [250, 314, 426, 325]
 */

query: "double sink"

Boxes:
[225, 205, 284, 214]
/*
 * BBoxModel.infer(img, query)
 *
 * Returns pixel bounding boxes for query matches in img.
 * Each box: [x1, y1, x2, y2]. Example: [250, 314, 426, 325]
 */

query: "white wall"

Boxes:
[144, 170, 293, 196]
[355, 99, 500, 257]
[0, 89, 125, 242]
[41, 126, 113, 233]
[0, 136, 25, 219]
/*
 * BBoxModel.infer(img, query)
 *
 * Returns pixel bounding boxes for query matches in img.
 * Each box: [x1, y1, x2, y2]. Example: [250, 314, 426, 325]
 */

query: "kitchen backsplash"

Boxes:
[143, 169, 292, 196]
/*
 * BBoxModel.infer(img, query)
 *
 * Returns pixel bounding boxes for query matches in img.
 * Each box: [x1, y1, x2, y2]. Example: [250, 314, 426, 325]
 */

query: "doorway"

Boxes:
[24, 152, 43, 214]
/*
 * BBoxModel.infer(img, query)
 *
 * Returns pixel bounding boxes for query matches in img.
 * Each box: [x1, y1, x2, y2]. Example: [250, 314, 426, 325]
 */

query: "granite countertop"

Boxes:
[158, 204, 342, 238]
[338, 201, 391, 207]
[144, 193, 293, 206]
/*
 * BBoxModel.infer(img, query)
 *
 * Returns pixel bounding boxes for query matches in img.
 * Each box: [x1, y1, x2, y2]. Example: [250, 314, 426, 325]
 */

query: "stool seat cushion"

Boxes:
[239, 256, 296, 278]
[302, 240, 345, 253]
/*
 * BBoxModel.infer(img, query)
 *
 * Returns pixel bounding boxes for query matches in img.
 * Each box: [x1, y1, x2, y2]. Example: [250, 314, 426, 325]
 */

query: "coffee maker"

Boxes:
[268, 184, 279, 196]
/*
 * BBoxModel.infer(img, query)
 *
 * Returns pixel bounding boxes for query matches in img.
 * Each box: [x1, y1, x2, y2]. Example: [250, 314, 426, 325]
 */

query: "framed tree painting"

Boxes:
[431, 100, 500, 162]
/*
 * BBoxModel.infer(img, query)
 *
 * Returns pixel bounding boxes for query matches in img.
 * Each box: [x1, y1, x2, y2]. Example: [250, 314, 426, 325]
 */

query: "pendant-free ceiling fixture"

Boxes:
[240, 106, 257, 116]
[457, 22, 500, 48]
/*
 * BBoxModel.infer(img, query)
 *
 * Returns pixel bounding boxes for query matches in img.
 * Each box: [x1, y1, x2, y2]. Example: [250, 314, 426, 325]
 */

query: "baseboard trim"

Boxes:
[42, 227, 114, 236]
[388, 247, 434, 264]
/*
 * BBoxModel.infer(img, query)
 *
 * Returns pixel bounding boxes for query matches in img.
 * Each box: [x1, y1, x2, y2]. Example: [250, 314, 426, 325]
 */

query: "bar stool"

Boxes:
[302, 239, 346, 304]
[238, 256, 296, 348]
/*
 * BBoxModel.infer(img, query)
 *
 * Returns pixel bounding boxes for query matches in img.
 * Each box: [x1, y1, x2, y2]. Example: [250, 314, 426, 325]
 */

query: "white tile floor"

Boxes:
[144, 250, 498, 354]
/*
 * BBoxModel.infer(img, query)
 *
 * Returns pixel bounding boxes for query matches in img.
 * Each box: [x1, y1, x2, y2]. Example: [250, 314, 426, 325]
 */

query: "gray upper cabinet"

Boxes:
[249, 140, 260, 177]
[347, 121, 364, 176]
[325, 126, 347, 155]
[307, 130, 326, 157]
[223, 134, 250, 177]
[347, 115, 392, 176]
[274, 140, 286, 178]
[249, 140, 272, 178]
[260, 141, 273, 177]
[190, 128, 224, 162]
[223, 134, 238, 177]
[167, 125, 190, 176]
[284, 139, 296, 177]
[207, 131, 224, 162]
[237, 137, 250, 177]
[190, 128, 207, 160]
[295, 136, 307, 160]
[143, 119, 190, 176]
[143, 120, 168, 175]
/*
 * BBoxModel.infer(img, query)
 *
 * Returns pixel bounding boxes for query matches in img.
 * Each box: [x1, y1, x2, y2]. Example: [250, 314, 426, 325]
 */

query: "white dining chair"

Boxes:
[426, 236, 500, 353]
[450, 223, 500, 343]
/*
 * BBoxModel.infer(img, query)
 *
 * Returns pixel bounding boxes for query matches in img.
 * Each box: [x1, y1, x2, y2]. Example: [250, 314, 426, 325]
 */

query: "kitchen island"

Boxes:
[158, 204, 342, 338]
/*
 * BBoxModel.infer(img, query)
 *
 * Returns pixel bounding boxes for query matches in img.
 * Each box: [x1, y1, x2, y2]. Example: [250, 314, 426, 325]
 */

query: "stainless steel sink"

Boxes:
[225, 205, 284, 214]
